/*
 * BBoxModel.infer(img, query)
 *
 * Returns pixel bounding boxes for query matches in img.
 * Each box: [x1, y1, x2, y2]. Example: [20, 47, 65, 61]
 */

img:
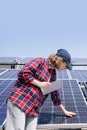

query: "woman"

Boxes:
[5, 49, 76, 130]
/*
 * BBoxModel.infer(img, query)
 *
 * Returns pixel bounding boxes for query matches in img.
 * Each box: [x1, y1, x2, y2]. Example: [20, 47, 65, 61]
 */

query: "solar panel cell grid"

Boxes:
[38, 80, 87, 128]
[70, 70, 87, 82]
[0, 70, 18, 79]
[0, 80, 16, 127]
[56, 71, 68, 79]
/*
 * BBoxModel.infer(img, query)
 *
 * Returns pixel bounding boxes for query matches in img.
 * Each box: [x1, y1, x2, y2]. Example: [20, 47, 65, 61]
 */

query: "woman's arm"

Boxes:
[30, 79, 51, 88]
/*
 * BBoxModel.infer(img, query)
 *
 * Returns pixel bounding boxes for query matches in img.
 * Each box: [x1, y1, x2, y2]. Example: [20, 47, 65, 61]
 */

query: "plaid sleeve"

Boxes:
[50, 70, 62, 105]
[17, 58, 44, 84]
[51, 90, 62, 105]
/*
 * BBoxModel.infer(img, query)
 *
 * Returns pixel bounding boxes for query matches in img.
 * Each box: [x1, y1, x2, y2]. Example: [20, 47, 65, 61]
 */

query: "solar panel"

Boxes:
[56, 70, 69, 79]
[0, 80, 16, 129]
[70, 70, 87, 82]
[0, 79, 87, 129]
[72, 58, 87, 63]
[0, 70, 18, 79]
[37, 80, 87, 129]
[56, 70, 87, 83]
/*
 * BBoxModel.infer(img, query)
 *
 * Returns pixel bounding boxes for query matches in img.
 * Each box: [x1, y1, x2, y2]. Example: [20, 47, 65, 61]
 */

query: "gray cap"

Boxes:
[56, 49, 72, 70]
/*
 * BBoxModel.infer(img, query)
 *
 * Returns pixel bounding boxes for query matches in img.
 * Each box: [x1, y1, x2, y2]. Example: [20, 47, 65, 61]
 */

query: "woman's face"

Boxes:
[57, 59, 67, 71]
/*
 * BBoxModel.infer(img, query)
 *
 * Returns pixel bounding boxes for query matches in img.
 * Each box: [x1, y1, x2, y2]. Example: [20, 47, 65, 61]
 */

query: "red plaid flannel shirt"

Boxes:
[9, 58, 61, 117]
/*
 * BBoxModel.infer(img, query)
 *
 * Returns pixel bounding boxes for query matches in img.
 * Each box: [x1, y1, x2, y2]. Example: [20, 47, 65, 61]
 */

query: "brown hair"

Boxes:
[48, 54, 66, 70]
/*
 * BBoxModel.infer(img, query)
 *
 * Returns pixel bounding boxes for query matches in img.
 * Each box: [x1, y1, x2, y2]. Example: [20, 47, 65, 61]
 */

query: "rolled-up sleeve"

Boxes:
[51, 90, 62, 105]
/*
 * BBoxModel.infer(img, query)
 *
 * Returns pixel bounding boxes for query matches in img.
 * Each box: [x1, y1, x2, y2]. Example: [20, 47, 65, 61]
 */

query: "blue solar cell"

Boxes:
[0, 70, 18, 78]
[56, 70, 68, 79]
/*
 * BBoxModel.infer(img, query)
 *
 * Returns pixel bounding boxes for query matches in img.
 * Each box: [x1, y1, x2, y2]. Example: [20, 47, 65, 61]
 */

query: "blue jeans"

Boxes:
[5, 99, 38, 130]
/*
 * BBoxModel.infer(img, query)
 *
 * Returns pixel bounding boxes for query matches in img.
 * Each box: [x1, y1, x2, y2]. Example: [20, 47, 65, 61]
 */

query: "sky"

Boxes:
[0, 0, 87, 58]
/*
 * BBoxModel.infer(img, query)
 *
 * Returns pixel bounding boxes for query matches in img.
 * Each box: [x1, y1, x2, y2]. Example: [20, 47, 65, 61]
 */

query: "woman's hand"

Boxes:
[63, 109, 76, 117]
[39, 81, 51, 89]
[58, 104, 76, 117]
